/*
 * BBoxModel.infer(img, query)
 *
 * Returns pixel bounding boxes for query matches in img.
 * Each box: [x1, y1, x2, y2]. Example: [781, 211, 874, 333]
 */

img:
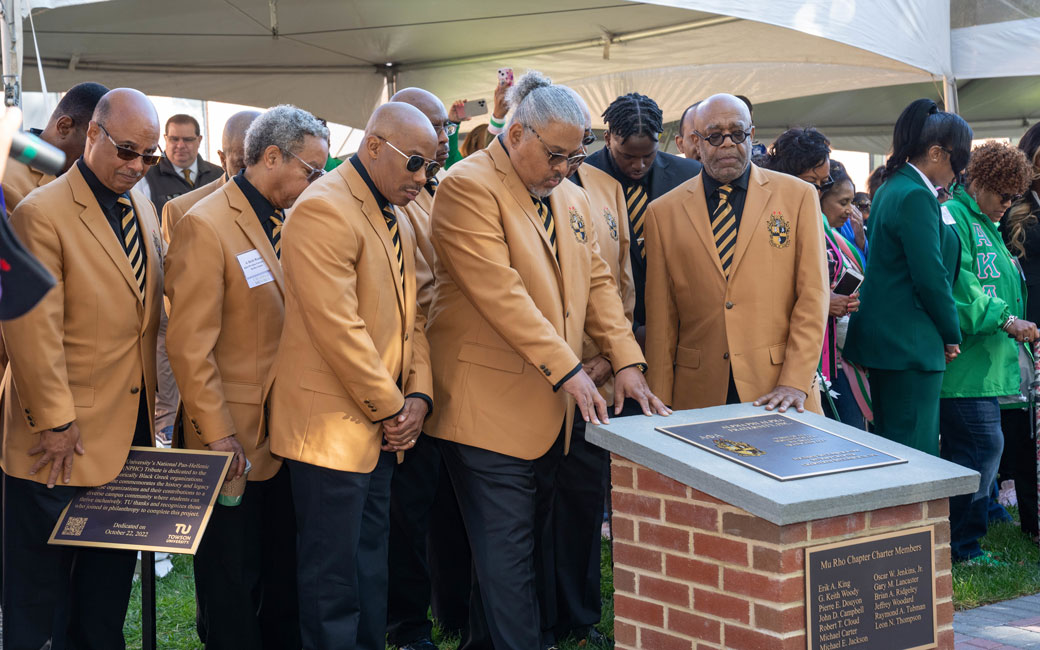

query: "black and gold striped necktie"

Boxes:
[116, 196, 146, 297]
[712, 184, 738, 277]
[532, 196, 556, 257]
[382, 204, 404, 282]
[625, 183, 648, 259]
[424, 177, 438, 197]
[270, 209, 284, 259]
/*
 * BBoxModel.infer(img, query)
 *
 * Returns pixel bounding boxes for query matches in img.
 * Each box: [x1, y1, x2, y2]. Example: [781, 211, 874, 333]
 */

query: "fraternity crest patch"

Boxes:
[152, 232, 164, 259]
[766, 212, 791, 249]
[569, 206, 587, 243]
[604, 208, 619, 241]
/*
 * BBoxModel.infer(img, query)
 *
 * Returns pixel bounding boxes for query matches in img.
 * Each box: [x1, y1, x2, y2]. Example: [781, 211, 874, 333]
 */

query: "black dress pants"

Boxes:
[441, 431, 566, 650]
[287, 451, 394, 650]
[192, 463, 300, 649]
[998, 407, 1039, 537]
[2, 392, 151, 650]
[386, 433, 471, 646]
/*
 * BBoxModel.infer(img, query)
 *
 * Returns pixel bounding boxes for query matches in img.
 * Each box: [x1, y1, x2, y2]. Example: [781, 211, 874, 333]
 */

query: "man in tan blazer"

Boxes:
[1, 88, 162, 649]
[425, 72, 668, 650]
[268, 102, 435, 650]
[165, 105, 327, 649]
[645, 93, 827, 413]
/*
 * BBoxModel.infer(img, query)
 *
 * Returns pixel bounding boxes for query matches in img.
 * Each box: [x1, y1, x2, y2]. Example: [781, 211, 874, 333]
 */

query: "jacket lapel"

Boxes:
[70, 166, 141, 299]
[728, 165, 772, 277]
[344, 164, 406, 313]
[489, 139, 561, 277]
[227, 181, 284, 296]
[681, 174, 726, 279]
[129, 190, 162, 318]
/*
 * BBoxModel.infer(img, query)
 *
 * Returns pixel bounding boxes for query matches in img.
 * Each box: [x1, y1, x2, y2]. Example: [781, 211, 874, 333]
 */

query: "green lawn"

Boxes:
[125, 520, 1038, 649]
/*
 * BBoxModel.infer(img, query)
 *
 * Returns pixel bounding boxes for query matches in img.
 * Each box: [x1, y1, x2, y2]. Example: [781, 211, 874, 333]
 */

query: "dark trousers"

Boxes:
[288, 452, 394, 650]
[999, 408, 1039, 537]
[551, 411, 610, 640]
[2, 394, 151, 650]
[193, 463, 300, 649]
[442, 432, 566, 650]
[387, 433, 471, 646]
[869, 368, 944, 456]
[940, 397, 1004, 561]
[826, 369, 866, 430]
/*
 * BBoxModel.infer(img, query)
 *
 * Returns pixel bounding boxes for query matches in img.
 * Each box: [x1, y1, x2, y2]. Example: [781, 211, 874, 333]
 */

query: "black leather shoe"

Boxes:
[576, 627, 614, 648]
[400, 639, 438, 650]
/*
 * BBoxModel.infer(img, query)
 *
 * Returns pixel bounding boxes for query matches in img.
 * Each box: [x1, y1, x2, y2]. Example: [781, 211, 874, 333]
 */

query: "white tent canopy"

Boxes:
[10, 0, 1040, 140]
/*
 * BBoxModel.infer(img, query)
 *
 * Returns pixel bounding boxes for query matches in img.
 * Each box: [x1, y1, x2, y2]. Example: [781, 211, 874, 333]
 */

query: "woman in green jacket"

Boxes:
[844, 99, 972, 455]
[940, 141, 1037, 564]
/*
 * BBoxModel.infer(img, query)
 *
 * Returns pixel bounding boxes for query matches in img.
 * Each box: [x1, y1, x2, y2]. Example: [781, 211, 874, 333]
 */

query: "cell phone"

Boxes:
[833, 266, 864, 296]
[460, 99, 488, 119]
[498, 68, 513, 86]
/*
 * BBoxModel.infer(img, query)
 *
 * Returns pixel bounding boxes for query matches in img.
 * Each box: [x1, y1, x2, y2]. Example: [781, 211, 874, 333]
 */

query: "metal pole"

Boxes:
[0, 0, 22, 107]
[141, 550, 157, 650]
[942, 75, 959, 114]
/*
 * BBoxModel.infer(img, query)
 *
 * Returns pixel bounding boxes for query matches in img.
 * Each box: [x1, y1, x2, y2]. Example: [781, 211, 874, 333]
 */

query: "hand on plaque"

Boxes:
[753, 385, 808, 413]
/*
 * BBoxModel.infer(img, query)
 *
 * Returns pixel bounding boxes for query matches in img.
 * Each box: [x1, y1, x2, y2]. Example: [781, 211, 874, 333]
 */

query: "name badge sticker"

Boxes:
[236, 249, 274, 288]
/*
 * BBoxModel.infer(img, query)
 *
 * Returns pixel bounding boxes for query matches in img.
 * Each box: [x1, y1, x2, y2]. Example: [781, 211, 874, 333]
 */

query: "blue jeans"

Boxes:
[939, 398, 1004, 561]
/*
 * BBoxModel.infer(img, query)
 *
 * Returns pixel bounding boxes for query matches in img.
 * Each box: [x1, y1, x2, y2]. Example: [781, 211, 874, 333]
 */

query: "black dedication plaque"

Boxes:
[657, 413, 906, 480]
[48, 446, 231, 554]
[806, 526, 936, 650]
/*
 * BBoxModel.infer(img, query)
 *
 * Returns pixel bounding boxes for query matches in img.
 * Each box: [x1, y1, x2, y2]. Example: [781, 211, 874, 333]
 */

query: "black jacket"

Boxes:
[144, 155, 223, 214]
[584, 148, 702, 328]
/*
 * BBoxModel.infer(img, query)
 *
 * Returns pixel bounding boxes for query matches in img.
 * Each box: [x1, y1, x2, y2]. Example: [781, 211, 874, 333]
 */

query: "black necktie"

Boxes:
[712, 184, 737, 277]
[626, 183, 648, 259]
[424, 177, 438, 197]
[532, 196, 556, 258]
[116, 196, 146, 297]
[270, 209, 284, 259]
[382, 205, 404, 282]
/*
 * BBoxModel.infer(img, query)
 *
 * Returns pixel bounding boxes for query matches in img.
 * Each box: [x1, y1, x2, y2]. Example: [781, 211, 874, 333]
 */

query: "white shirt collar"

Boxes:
[172, 158, 199, 180]
[906, 162, 939, 198]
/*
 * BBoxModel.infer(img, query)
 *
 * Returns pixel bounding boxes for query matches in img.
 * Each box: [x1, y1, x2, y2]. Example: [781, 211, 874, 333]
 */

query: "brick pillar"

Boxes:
[609, 455, 955, 650]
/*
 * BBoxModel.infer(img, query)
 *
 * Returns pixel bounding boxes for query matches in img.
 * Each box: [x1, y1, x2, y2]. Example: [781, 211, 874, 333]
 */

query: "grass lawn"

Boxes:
[125, 520, 1038, 649]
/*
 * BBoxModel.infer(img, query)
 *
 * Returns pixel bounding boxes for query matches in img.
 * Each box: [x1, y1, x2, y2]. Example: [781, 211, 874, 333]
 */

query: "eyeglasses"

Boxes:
[692, 129, 752, 147]
[379, 137, 443, 179]
[1001, 192, 1023, 203]
[526, 126, 587, 168]
[853, 201, 871, 210]
[282, 148, 326, 183]
[96, 123, 162, 166]
[817, 176, 835, 193]
[165, 135, 199, 145]
[582, 129, 596, 147]
[435, 121, 459, 137]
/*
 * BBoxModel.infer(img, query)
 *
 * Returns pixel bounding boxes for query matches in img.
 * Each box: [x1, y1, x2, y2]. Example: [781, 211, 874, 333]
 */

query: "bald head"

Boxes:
[85, 88, 160, 193]
[362, 102, 439, 206]
[219, 110, 261, 177]
[390, 87, 450, 165]
[92, 87, 159, 131]
[694, 94, 751, 133]
[691, 93, 754, 183]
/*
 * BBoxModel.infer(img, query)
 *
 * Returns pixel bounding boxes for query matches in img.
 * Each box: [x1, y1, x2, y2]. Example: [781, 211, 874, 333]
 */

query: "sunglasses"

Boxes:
[582, 129, 596, 147]
[693, 129, 752, 147]
[817, 176, 836, 193]
[380, 137, 442, 179]
[853, 201, 871, 210]
[1001, 192, 1023, 203]
[96, 122, 162, 166]
[282, 148, 326, 183]
[526, 126, 587, 168]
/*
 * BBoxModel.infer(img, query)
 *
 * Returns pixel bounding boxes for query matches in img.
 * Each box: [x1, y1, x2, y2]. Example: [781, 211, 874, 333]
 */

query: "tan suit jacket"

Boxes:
[400, 180, 438, 316]
[425, 138, 645, 460]
[574, 163, 636, 404]
[164, 180, 283, 482]
[268, 162, 432, 473]
[162, 175, 226, 244]
[1, 164, 162, 486]
[644, 164, 827, 411]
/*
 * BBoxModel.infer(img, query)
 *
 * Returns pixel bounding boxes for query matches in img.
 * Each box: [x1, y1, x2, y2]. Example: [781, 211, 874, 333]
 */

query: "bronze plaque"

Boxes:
[657, 413, 905, 481]
[806, 526, 937, 650]
[48, 446, 232, 554]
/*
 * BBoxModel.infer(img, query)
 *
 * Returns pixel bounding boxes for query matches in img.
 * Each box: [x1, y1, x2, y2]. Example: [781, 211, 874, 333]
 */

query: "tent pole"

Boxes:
[942, 75, 959, 114]
[0, 0, 22, 107]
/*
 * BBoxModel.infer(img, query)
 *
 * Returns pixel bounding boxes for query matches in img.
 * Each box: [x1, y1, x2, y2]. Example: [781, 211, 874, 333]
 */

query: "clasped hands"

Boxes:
[381, 397, 429, 453]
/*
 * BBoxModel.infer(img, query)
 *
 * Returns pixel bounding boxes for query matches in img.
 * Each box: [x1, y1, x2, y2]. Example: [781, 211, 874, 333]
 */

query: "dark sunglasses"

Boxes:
[693, 129, 752, 147]
[96, 122, 162, 166]
[526, 126, 587, 168]
[582, 129, 596, 147]
[380, 137, 442, 179]
[853, 200, 871, 210]
[282, 148, 326, 183]
[1001, 192, 1023, 203]
[817, 176, 835, 193]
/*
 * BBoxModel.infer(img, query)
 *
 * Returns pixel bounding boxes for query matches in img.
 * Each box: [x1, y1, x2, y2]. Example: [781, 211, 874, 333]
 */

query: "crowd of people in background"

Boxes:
[0, 68, 1038, 650]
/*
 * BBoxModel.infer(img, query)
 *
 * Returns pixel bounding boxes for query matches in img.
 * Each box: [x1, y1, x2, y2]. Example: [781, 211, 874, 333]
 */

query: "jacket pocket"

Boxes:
[675, 346, 701, 369]
[69, 384, 94, 408]
[457, 342, 525, 374]
[769, 343, 786, 365]
[299, 369, 348, 397]
[221, 381, 263, 405]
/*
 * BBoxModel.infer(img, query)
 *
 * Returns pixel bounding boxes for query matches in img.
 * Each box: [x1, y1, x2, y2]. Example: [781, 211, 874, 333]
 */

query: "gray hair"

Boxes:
[243, 104, 329, 167]
[506, 71, 584, 131]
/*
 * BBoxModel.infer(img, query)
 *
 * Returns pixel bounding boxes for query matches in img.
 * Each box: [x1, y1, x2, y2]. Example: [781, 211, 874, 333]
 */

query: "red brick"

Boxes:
[696, 645, 721, 650]
[723, 624, 783, 650]
[724, 568, 804, 603]
[936, 572, 953, 599]
[614, 593, 664, 627]
[614, 542, 663, 572]
[927, 498, 950, 519]
[937, 627, 955, 649]
[640, 521, 692, 552]
[722, 513, 806, 544]
[638, 575, 691, 607]
[753, 546, 804, 574]
[689, 488, 727, 505]
[666, 554, 720, 587]
[810, 512, 866, 539]
[614, 620, 637, 647]
[754, 603, 805, 634]
[613, 492, 662, 519]
[935, 546, 951, 572]
[937, 600, 954, 626]
[693, 533, 749, 566]
[637, 467, 690, 497]
[870, 503, 923, 528]
[935, 521, 951, 544]
[665, 500, 719, 531]
[694, 589, 751, 623]
[613, 515, 635, 541]
[614, 567, 637, 594]
[669, 609, 721, 643]
[782, 635, 808, 650]
[611, 462, 634, 489]
[640, 628, 694, 650]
